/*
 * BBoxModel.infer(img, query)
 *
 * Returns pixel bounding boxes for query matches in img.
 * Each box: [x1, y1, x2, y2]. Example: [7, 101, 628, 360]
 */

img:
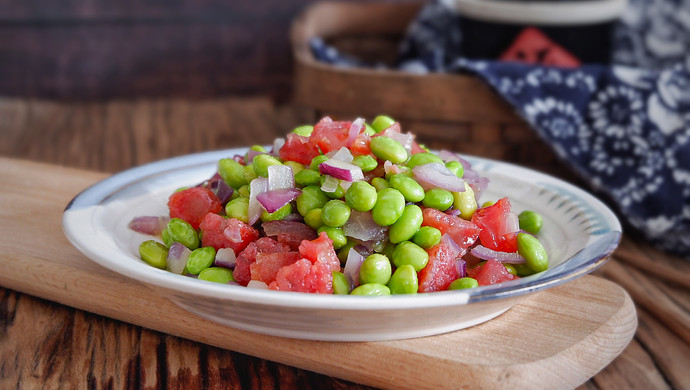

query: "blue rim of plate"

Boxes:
[63, 148, 622, 311]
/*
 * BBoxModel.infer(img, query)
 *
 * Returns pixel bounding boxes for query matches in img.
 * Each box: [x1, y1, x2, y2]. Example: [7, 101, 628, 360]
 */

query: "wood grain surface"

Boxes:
[0, 97, 688, 389]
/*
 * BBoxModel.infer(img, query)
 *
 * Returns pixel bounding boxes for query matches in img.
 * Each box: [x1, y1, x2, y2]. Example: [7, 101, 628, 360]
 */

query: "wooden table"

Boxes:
[1, 97, 689, 389]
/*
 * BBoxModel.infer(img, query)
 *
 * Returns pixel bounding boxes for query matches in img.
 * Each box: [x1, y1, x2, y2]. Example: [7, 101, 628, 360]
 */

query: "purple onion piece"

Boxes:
[412, 163, 466, 192]
[470, 244, 526, 264]
[343, 248, 365, 289]
[319, 159, 364, 182]
[129, 216, 170, 236]
[214, 247, 237, 269]
[455, 259, 467, 279]
[167, 242, 191, 274]
[208, 179, 234, 204]
[256, 188, 302, 213]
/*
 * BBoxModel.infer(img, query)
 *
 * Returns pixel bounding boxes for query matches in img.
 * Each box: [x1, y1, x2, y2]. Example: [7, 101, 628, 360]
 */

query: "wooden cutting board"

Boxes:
[0, 157, 637, 390]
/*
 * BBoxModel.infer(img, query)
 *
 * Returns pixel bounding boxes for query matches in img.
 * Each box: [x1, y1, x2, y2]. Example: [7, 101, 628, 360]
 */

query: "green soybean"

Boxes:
[225, 197, 249, 223]
[218, 158, 247, 190]
[445, 160, 464, 178]
[504, 263, 517, 276]
[389, 205, 423, 244]
[332, 271, 350, 294]
[310, 155, 329, 171]
[345, 181, 377, 212]
[237, 184, 250, 198]
[198, 267, 234, 284]
[337, 240, 357, 264]
[371, 177, 390, 191]
[186, 246, 216, 275]
[243, 164, 257, 182]
[371, 188, 405, 226]
[303, 208, 324, 229]
[449, 277, 479, 290]
[406, 152, 443, 168]
[412, 226, 442, 249]
[321, 199, 351, 227]
[350, 283, 391, 296]
[261, 203, 292, 222]
[517, 232, 549, 272]
[363, 124, 376, 136]
[369, 136, 408, 164]
[283, 160, 304, 175]
[296, 185, 329, 216]
[252, 154, 282, 178]
[518, 210, 543, 235]
[292, 125, 314, 137]
[164, 218, 199, 250]
[359, 254, 392, 285]
[245, 145, 267, 162]
[422, 188, 454, 211]
[387, 264, 418, 294]
[138, 240, 168, 269]
[352, 154, 378, 172]
[371, 115, 396, 133]
[294, 169, 321, 187]
[513, 263, 537, 277]
[389, 174, 425, 203]
[452, 183, 477, 220]
[317, 226, 347, 249]
[392, 241, 429, 271]
[320, 177, 345, 199]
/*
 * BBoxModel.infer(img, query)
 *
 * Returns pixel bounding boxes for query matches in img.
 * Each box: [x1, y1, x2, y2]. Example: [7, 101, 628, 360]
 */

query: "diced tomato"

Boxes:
[168, 187, 222, 229]
[410, 141, 426, 155]
[268, 258, 334, 293]
[199, 213, 259, 254]
[250, 251, 302, 285]
[350, 132, 372, 156]
[279, 133, 321, 165]
[418, 241, 458, 292]
[233, 236, 290, 286]
[467, 259, 517, 286]
[298, 231, 341, 272]
[422, 208, 480, 251]
[309, 118, 352, 154]
[471, 197, 518, 252]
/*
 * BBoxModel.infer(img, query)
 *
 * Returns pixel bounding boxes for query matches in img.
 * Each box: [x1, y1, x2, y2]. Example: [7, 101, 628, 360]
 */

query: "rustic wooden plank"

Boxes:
[615, 236, 690, 289]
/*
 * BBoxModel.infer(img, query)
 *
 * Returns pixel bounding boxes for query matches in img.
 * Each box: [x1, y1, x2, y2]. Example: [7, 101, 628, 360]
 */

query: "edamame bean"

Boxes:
[513, 263, 537, 277]
[243, 164, 257, 182]
[449, 277, 479, 290]
[350, 283, 391, 296]
[320, 176, 345, 199]
[310, 155, 329, 171]
[261, 203, 292, 222]
[332, 271, 350, 294]
[225, 197, 249, 223]
[422, 188, 453, 211]
[412, 226, 442, 249]
[138, 240, 168, 269]
[292, 125, 314, 137]
[245, 145, 267, 161]
[321, 200, 351, 227]
[452, 183, 477, 220]
[186, 246, 216, 275]
[304, 208, 324, 229]
[517, 232, 549, 272]
[371, 115, 395, 133]
[296, 185, 329, 216]
[252, 154, 282, 178]
[164, 218, 199, 250]
[369, 136, 408, 164]
[371, 188, 405, 226]
[387, 264, 418, 294]
[406, 152, 443, 168]
[363, 124, 376, 136]
[504, 263, 517, 276]
[518, 210, 543, 234]
[337, 240, 356, 264]
[352, 155, 378, 172]
[345, 181, 377, 212]
[218, 158, 247, 189]
[359, 254, 392, 285]
[389, 205, 423, 243]
[237, 184, 250, 198]
[392, 241, 429, 271]
[317, 226, 347, 249]
[294, 169, 322, 187]
[198, 267, 234, 283]
[389, 174, 425, 202]
[283, 160, 304, 175]
[371, 177, 389, 191]
[445, 160, 464, 178]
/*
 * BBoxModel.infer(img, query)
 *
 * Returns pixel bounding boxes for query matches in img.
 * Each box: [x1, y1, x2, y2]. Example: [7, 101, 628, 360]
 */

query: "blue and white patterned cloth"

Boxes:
[310, 0, 690, 258]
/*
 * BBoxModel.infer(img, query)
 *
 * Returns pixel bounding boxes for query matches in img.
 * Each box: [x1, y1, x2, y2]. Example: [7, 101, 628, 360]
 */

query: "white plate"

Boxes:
[63, 148, 621, 341]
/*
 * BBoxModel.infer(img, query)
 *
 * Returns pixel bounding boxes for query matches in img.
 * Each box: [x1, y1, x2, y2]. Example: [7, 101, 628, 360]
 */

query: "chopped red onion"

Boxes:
[455, 259, 467, 279]
[248, 177, 268, 225]
[272, 138, 285, 155]
[267, 164, 295, 190]
[343, 248, 365, 288]
[441, 234, 464, 259]
[208, 178, 233, 204]
[214, 247, 237, 269]
[167, 242, 191, 274]
[471, 244, 526, 263]
[245, 149, 265, 163]
[128, 216, 170, 236]
[346, 118, 365, 147]
[319, 159, 364, 182]
[224, 226, 243, 244]
[438, 150, 462, 163]
[232, 155, 244, 164]
[247, 280, 269, 289]
[257, 188, 301, 213]
[343, 211, 389, 242]
[413, 162, 466, 192]
[500, 211, 520, 237]
[262, 220, 317, 241]
[320, 175, 340, 193]
[445, 208, 462, 217]
[330, 146, 355, 163]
